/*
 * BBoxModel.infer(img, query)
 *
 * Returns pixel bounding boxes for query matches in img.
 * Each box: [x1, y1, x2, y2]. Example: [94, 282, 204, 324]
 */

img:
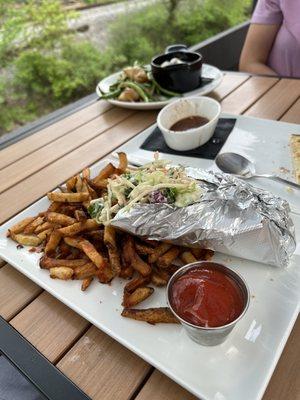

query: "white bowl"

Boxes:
[157, 96, 221, 151]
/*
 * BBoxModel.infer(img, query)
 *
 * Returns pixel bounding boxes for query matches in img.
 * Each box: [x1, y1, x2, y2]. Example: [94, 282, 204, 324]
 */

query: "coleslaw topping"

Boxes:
[88, 157, 202, 225]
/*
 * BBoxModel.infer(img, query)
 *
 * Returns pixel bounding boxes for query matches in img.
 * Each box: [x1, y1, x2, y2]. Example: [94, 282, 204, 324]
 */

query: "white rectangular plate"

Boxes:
[0, 114, 299, 400]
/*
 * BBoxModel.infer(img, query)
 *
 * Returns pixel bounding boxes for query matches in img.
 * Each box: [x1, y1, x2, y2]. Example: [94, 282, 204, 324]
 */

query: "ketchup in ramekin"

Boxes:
[170, 265, 244, 327]
[167, 261, 249, 345]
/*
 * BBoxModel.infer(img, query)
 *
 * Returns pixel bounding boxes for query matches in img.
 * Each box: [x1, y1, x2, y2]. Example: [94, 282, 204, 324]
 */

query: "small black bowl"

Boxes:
[151, 44, 203, 93]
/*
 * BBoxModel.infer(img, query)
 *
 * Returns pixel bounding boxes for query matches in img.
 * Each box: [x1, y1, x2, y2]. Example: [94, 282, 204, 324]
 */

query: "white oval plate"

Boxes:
[96, 63, 223, 110]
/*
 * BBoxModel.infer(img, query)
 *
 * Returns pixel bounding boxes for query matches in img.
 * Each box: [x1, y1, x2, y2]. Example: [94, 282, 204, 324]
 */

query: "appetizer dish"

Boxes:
[96, 63, 223, 110]
[7, 153, 213, 325]
[97, 63, 180, 103]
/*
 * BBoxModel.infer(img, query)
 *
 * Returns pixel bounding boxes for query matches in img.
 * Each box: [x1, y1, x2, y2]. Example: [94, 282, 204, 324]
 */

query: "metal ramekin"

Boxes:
[167, 261, 250, 346]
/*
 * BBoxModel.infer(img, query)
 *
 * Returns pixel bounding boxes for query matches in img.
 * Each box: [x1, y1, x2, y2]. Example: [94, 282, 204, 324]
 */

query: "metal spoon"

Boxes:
[215, 152, 300, 189]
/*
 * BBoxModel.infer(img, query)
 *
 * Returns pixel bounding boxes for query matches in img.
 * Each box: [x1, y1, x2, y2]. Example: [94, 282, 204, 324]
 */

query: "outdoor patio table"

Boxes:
[0, 72, 299, 400]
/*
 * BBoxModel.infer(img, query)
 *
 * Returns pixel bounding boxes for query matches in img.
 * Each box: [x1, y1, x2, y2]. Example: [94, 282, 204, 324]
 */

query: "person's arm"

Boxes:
[239, 23, 280, 76]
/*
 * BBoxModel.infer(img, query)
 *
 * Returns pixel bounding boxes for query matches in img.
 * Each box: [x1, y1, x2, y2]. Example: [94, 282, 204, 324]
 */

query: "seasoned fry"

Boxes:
[75, 175, 83, 192]
[37, 228, 53, 240]
[47, 212, 76, 226]
[81, 180, 91, 197]
[180, 250, 197, 264]
[64, 236, 83, 249]
[135, 243, 154, 256]
[74, 210, 87, 222]
[82, 168, 90, 180]
[40, 256, 87, 269]
[7, 217, 35, 236]
[103, 225, 117, 248]
[121, 307, 179, 324]
[81, 277, 93, 291]
[151, 272, 168, 287]
[80, 239, 106, 270]
[141, 239, 159, 247]
[81, 179, 90, 195]
[74, 262, 97, 279]
[190, 248, 214, 260]
[58, 219, 99, 236]
[202, 249, 214, 260]
[47, 192, 89, 203]
[59, 204, 80, 217]
[104, 226, 121, 275]
[87, 178, 108, 190]
[107, 248, 121, 275]
[93, 163, 116, 183]
[45, 230, 61, 255]
[50, 267, 74, 280]
[123, 236, 151, 276]
[47, 202, 62, 212]
[122, 287, 154, 308]
[66, 176, 77, 192]
[66, 247, 82, 260]
[85, 182, 98, 200]
[57, 242, 72, 258]
[122, 236, 135, 267]
[190, 248, 203, 259]
[148, 243, 172, 264]
[116, 152, 128, 173]
[23, 216, 45, 234]
[84, 230, 104, 242]
[153, 267, 170, 282]
[132, 253, 152, 276]
[124, 276, 150, 293]
[95, 260, 114, 283]
[163, 264, 180, 275]
[157, 247, 180, 269]
[119, 265, 134, 279]
[35, 221, 53, 234]
[9, 232, 42, 246]
[80, 181, 91, 211]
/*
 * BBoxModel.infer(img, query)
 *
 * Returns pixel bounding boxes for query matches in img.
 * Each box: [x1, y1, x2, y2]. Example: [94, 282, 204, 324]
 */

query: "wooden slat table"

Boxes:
[0, 72, 299, 400]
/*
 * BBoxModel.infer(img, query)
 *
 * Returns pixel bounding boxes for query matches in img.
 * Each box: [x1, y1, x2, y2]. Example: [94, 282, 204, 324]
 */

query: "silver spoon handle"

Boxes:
[254, 174, 300, 189]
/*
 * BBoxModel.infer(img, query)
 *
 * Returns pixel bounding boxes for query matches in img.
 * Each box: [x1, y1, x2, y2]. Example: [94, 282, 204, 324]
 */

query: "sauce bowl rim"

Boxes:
[157, 96, 221, 135]
[166, 261, 250, 331]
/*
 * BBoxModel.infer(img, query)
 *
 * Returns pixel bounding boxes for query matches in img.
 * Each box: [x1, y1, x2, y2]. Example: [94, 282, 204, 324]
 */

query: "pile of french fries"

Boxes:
[7, 153, 213, 324]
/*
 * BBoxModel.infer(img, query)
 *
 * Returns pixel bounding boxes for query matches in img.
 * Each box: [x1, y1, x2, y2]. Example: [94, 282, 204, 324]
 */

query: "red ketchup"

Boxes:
[170, 265, 244, 328]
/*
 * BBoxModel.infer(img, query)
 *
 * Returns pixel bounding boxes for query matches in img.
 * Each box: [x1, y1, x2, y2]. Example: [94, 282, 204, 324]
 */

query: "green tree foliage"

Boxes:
[0, 0, 105, 134]
[108, 0, 251, 65]
[0, 0, 251, 135]
[0, 0, 74, 68]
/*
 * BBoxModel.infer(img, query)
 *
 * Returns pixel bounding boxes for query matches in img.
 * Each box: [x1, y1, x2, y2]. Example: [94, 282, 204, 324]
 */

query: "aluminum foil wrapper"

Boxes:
[111, 168, 296, 267]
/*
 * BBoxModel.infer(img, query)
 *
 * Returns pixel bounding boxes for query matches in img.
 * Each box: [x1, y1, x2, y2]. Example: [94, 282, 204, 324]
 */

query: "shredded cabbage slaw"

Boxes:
[88, 157, 202, 225]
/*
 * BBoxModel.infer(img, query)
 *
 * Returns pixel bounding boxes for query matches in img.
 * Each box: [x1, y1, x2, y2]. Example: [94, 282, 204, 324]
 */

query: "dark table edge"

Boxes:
[0, 316, 91, 400]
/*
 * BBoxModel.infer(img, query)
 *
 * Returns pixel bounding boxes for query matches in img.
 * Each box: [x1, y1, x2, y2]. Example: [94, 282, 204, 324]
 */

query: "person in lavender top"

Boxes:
[239, 0, 300, 77]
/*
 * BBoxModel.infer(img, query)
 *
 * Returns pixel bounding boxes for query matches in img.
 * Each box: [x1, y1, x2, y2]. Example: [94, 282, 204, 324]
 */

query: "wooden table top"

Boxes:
[0, 72, 299, 400]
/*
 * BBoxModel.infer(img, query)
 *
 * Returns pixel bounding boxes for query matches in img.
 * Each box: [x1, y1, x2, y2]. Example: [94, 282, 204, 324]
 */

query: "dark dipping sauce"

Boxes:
[170, 265, 244, 328]
[170, 115, 209, 131]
